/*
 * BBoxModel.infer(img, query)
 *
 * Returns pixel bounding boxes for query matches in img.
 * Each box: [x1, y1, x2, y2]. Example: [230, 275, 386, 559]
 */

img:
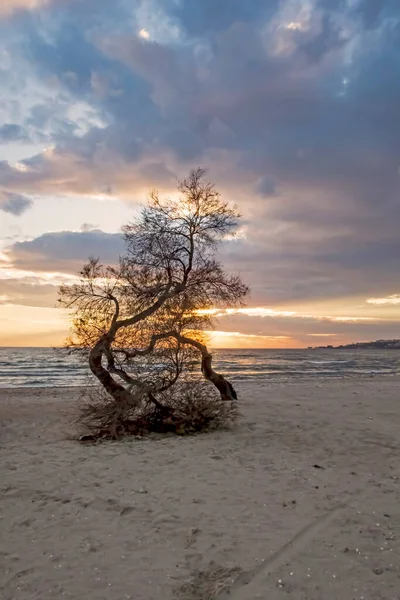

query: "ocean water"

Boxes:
[0, 347, 399, 388]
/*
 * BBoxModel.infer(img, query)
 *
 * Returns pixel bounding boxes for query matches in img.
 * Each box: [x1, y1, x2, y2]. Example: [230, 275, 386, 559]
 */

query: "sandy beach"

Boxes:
[1, 378, 399, 600]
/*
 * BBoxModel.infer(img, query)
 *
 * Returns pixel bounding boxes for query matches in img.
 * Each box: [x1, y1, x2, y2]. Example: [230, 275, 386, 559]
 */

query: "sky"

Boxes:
[0, 0, 399, 348]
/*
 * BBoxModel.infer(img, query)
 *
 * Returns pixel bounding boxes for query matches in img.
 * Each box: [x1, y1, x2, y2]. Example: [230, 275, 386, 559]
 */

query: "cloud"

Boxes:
[1, 226, 399, 346]
[0, 0, 399, 326]
[171, 0, 275, 36]
[0, 191, 33, 215]
[211, 312, 400, 347]
[0, 124, 30, 143]
[206, 330, 291, 349]
[138, 28, 150, 40]
[80, 222, 99, 232]
[200, 307, 384, 323]
[0, 279, 59, 307]
[308, 333, 337, 337]
[3, 230, 125, 273]
[255, 176, 278, 197]
[367, 294, 400, 305]
[0, 0, 51, 17]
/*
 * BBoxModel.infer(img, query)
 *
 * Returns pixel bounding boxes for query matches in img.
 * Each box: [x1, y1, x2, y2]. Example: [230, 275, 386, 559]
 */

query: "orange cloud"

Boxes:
[198, 307, 383, 324]
[206, 330, 294, 349]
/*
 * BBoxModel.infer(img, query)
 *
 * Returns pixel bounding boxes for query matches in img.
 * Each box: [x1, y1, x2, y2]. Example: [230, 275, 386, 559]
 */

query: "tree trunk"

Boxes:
[201, 352, 238, 401]
[172, 334, 238, 401]
[89, 336, 141, 407]
[89, 332, 238, 405]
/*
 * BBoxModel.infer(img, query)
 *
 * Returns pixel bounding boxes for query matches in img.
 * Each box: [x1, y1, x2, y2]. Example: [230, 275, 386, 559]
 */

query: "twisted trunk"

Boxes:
[88, 286, 182, 405]
[89, 331, 237, 404]
[172, 333, 238, 401]
[200, 352, 237, 401]
[89, 336, 141, 407]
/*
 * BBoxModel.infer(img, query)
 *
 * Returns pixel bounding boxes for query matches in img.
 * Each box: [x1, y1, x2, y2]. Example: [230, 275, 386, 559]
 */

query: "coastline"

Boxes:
[2, 347, 400, 389]
[1, 378, 399, 599]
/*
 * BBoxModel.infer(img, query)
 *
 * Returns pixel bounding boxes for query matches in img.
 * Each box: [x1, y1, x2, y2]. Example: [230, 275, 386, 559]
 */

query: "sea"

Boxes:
[0, 347, 399, 388]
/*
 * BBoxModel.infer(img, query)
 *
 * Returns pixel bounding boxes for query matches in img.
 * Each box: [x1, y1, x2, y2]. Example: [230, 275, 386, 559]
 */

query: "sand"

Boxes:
[0, 378, 399, 600]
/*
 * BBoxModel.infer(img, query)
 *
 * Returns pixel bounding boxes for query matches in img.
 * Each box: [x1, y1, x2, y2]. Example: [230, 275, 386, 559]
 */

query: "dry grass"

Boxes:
[75, 381, 238, 440]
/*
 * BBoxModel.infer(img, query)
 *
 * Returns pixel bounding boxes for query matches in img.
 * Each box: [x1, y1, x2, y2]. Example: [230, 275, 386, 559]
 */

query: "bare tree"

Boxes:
[59, 169, 249, 431]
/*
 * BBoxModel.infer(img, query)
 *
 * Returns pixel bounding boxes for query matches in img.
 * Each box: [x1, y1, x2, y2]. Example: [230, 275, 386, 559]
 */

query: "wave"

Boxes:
[306, 360, 354, 365]
[1, 347, 400, 388]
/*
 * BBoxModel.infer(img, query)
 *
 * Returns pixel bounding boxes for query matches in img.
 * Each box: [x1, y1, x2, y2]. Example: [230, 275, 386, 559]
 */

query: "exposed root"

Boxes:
[76, 381, 238, 440]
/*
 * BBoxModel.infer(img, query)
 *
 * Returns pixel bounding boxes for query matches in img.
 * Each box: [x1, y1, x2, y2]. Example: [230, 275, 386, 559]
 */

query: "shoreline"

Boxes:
[1, 377, 399, 599]
[2, 347, 399, 391]
[1, 370, 400, 392]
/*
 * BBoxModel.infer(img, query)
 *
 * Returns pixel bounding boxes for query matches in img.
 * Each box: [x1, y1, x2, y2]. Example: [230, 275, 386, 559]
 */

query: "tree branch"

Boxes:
[170, 333, 237, 401]
[113, 331, 238, 402]
[115, 282, 183, 330]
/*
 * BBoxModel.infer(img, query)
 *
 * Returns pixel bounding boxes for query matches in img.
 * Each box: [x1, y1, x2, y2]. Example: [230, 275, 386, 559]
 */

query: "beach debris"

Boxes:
[185, 527, 200, 548]
[177, 563, 241, 599]
[313, 464, 325, 469]
[210, 454, 223, 460]
[79, 434, 96, 442]
[120, 506, 135, 516]
[373, 568, 384, 575]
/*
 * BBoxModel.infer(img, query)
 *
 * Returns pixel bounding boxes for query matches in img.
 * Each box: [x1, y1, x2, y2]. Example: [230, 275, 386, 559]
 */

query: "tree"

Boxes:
[59, 169, 249, 435]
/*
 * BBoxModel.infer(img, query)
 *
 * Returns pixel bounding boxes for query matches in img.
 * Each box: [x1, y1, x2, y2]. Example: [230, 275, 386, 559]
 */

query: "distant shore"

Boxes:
[310, 339, 400, 350]
[1, 378, 399, 600]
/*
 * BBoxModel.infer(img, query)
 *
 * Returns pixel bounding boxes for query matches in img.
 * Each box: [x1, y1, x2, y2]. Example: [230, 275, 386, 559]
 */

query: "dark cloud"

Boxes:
[255, 177, 278, 197]
[80, 222, 99, 232]
[297, 13, 347, 62]
[355, 0, 385, 28]
[0, 0, 399, 315]
[353, 0, 399, 28]
[5, 230, 124, 273]
[2, 227, 399, 343]
[0, 123, 30, 142]
[0, 191, 33, 215]
[171, 0, 277, 36]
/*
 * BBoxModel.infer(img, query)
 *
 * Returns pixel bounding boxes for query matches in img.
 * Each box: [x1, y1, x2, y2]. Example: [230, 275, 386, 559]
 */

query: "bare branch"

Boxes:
[59, 168, 248, 425]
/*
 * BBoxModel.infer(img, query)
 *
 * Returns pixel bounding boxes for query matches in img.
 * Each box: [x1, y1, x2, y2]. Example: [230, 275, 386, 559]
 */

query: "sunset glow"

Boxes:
[1, 1, 399, 348]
